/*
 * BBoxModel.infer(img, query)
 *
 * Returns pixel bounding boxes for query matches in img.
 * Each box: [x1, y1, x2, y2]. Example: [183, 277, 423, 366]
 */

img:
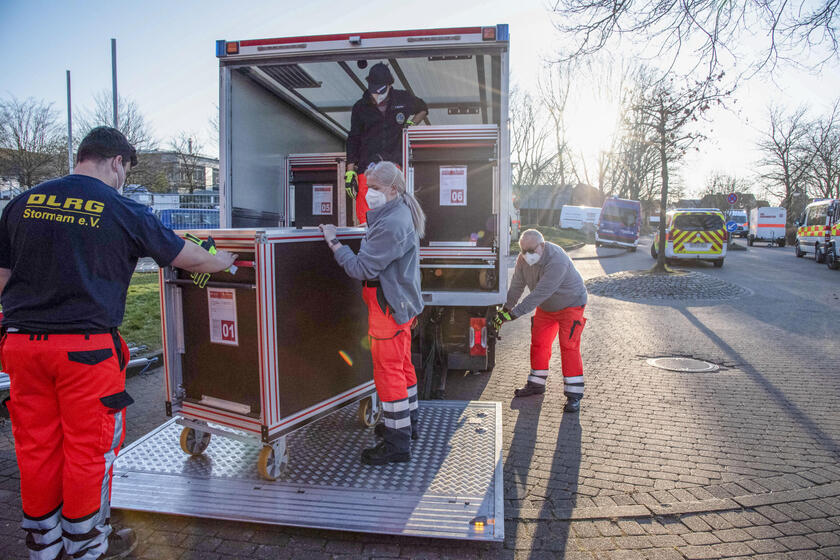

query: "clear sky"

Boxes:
[2, 0, 838, 198]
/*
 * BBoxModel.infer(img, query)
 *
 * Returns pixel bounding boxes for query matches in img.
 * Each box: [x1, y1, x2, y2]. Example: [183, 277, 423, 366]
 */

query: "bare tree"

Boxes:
[169, 132, 205, 194]
[510, 88, 556, 195]
[77, 91, 156, 152]
[0, 96, 64, 189]
[607, 68, 662, 204]
[551, 0, 840, 76]
[757, 105, 818, 226]
[808, 100, 840, 199]
[634, 73, 731, 271]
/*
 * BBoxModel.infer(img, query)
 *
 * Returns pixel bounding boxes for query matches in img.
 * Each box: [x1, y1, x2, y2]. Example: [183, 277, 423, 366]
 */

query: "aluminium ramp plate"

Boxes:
[111, 400, 503, 541]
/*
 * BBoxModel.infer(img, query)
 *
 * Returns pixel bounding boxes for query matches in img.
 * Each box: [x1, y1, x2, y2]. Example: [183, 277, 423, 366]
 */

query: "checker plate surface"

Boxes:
[112, 400, 503, 541]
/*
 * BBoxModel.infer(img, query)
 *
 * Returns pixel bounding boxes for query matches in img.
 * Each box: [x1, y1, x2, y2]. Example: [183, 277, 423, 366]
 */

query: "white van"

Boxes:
[559, 205, 601, 230]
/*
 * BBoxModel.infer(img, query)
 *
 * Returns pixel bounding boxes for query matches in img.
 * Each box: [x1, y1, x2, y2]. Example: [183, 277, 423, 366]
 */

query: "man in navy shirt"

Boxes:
[345, 62, 427, 225]
[0, 127, 236, 560]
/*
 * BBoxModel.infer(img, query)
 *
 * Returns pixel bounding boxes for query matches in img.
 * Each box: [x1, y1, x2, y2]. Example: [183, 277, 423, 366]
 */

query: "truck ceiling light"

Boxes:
[482, 27, 496, 41]
[226, 41, 240, 55]
[349, 35, 361, 45]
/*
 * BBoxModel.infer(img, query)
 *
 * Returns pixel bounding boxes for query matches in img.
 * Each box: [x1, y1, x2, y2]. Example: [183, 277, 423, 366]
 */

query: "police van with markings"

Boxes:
[650, 208, 728, 267]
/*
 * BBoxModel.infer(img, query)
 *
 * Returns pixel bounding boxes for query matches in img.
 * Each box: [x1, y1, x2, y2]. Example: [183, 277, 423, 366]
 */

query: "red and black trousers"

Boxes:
[1, 331, 132, 560]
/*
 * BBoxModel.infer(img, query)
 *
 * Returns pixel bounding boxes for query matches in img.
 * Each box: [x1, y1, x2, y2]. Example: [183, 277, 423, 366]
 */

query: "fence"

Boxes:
[126, 190, 221, 230]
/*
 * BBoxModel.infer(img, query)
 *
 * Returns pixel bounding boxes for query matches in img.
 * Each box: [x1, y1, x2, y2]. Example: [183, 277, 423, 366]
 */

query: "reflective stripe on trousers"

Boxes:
[2, 332, 130, 559]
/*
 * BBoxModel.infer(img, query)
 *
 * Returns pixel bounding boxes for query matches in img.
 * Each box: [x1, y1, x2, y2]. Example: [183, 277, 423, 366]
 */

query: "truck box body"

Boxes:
[215, 26, 511, 396]
[749, 207, 786, 246]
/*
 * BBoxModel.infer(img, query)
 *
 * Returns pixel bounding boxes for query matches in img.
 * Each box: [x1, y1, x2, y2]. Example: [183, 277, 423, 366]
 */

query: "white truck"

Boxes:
[748, 207, 787, 247]
[216, 26, 511, 398]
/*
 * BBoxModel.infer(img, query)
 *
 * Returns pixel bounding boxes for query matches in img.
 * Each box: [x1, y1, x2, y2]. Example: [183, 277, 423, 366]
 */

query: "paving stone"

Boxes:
[775, 534, 819, 550]
[682, 532, 721, 545]
[677, 545, 719, 559]
[746, 539, 788, 554]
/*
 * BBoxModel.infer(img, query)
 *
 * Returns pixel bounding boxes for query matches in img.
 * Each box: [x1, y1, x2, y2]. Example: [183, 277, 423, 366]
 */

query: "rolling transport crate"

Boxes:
[159, 227, 381, 479]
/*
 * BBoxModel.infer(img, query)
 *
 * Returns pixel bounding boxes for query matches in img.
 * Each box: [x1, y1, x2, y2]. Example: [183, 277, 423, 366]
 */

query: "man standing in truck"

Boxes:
[492, 229, 588, 413]
[345, 62, 428, 225]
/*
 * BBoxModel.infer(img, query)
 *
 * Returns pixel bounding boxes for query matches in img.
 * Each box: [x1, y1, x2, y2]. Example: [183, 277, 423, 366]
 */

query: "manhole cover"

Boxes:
[646, 357, 719, 372]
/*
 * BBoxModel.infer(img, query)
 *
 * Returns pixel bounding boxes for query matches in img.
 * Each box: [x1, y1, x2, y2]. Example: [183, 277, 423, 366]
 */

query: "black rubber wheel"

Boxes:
[815, 244, 826, 263]
[748, 236, 754, 247]
[778, 239, 786, 248]
[713, 259, 724, 268]
[795, 242, 805, 258]
[828, 250, 840, 270]
[595, 241, 601, 248]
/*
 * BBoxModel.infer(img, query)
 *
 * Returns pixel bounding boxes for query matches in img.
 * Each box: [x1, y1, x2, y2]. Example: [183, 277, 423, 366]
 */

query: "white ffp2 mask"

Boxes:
[523, 252, 541, 266]
[365, 188, 387, 209]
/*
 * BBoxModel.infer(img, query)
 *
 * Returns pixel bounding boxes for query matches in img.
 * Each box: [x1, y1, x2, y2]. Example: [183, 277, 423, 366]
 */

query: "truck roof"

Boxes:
[217, 25, 509, 58]
[216, 25, 510, 134]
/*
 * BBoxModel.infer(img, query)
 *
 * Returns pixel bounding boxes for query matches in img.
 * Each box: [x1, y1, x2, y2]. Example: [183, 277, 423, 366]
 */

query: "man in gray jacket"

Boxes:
[493, 229, 588, 412]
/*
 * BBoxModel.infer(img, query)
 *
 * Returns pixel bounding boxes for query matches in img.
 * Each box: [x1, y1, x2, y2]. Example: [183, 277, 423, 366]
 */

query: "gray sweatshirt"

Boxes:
[334, 196, 423, 325]
[506, 242, 588, 317]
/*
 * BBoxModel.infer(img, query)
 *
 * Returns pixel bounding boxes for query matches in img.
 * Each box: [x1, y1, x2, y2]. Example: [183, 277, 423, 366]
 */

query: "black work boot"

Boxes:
[514, 381, 545, 397]
[362, 440, 411, 465]
[375, 422, 418, 440]
[102, 527, 138, 559]
[564, 395, 582, 413]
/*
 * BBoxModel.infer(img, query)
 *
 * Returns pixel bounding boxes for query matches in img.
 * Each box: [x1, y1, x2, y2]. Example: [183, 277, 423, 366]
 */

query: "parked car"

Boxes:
[651, 208, 728, 267]
[158, 208, 220, 230]
[595, 197, 642, 251]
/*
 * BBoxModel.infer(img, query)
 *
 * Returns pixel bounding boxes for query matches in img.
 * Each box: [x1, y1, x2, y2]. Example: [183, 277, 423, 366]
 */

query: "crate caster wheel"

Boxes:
[179, 427, 211, 456]
[358, 395, 382, 428]
[257, 441, 288, 481]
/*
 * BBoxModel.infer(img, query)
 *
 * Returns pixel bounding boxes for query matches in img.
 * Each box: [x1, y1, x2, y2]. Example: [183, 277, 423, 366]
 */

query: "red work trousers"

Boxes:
[2, 332, 131, 560]
[362, 286, 416, 401]
[530, 306, 586, 398]
[356, 173, 370, 225]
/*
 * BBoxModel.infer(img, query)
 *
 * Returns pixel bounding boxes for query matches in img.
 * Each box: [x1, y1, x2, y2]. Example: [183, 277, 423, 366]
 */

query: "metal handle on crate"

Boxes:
[166, 279, 256, 290]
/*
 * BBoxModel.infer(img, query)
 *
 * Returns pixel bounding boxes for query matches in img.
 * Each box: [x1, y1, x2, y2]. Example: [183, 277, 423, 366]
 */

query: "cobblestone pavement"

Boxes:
[585, 270, 752, 301]
[2, 236, 839, 559]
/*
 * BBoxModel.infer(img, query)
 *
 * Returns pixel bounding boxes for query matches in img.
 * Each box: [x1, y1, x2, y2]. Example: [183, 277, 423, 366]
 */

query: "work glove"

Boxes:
[345, 170, 358, 199]
[184, 233, 237, 287]
[490, 307, 514, 335]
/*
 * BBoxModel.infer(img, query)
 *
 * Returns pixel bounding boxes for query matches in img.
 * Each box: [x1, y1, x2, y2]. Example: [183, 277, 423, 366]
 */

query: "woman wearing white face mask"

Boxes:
[319, 161, 425, 466]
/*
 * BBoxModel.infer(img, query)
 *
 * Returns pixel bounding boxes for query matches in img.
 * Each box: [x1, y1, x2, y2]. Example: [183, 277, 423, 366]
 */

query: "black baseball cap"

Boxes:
[366, 63, 394, 91]
[77, 126, 138, 167]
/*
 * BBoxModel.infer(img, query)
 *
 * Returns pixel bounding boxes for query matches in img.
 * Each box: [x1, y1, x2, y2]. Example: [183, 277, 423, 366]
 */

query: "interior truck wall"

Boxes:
[228, 70, 344, 227]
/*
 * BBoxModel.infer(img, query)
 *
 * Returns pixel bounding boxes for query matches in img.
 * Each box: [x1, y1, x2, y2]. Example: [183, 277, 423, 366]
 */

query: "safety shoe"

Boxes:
[564, 398, 581, 413]
[374, 422, 419, 440]
[361, 441, 411, 465]
[514, 382, 545, 397]
[102, 527, 138, 559]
